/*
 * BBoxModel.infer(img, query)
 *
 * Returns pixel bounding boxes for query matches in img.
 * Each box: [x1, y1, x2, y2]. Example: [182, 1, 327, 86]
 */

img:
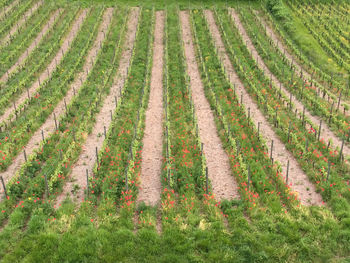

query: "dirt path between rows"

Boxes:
[137, 11, 164, 207]
[254, 11, 350, 117]
[0, 0, 20, 21]
[0, 9, 88, 126]
[0, 9, 112, 191]
[55, 8, 139, 207]
[205, 10, 323, 206]
[230, 9, 350, 159]
[180, 11, 240, 201]
[0, 0, 43, 46]
[0, 9, 62, 83]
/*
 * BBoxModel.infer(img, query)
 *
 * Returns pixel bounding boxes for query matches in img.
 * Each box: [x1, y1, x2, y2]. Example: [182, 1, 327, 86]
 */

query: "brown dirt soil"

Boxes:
[55, 8, 139, 207]
[0, 9, 88, 126]
[206, 9, 323, 206]
[0, 8, 113, 197]
[0, 0, 43, 46]
[230, 9, 350, 159]
[137, 11, 164, 207]
[180, 11, 240, 201]
[0, 8, 62, 83]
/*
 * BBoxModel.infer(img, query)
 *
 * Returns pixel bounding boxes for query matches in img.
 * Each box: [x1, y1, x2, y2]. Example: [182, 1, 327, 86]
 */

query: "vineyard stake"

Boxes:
[104, 126, 106, 138]
[305, 139, 308, 152]
[44, 174, 49, 198]
[339, 138, 345, 161]
[205, 167, 208, 194]
[286, 160, 289, 184]
[54, 112, 58, 130]
[270, 140, 274, 162]
[95, 147, 99, 165]
[41, 130, 44, 141]
[257, 122, 261, 141]
[247, 165, 250, 190]
[247, 107, 250, 126]
[318, 120, 322, 141]
[23, 150, 27, 162]
[326, 161, 331, 181]
[86, 169, 89, 198]
[0, 176, 7, 198]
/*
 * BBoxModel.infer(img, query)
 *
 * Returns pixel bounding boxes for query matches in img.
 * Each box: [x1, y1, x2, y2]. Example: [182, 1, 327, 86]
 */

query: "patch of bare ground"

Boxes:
[255, 12, 350, 111]
[0, 9, 88, 126]
[0, 0, 43, 46]
[0, 8, 112, 200]
[0, 0, 20, 21]
[205, 10, 322, 206]
[54, 8, 140, 208]
[180, 11, 240, 201]
[137, 11, 164, 207]
[0, 9, 62, 83]
[229, 9, 350, 159]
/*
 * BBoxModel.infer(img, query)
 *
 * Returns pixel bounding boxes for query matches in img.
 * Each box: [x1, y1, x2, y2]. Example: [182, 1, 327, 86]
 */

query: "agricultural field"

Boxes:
[0, 0, 349, 261]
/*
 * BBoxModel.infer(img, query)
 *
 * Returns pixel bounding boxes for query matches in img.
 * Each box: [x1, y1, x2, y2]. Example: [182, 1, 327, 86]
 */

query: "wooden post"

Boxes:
[326, 161, 331, 181]
[337, 91, 342, 112]
[44, 174, 49, 198]
[339, 138, 345, 161]
[247, 165, 250, 190]
[104, 126, 106, 138]
[95, 147, 99, 165]
[86, 169, 89, 198]
[270, 140, 274, 161]
[257, 122, 261, 141]
[23, 150, 27, 162]
[41, 130, 44, 141]
[54, 112, 58, 130]
[205, 167, 209, 194]
[286, 160, 289, 184]
[0, 176, 7, 198]
[247, 107, 250, 126]
[318, 120, 322, 140]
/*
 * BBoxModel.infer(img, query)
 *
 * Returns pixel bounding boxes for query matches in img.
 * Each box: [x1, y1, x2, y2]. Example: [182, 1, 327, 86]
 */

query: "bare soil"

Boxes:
[137, 11, 165, 207]
[55, 8, 139, 207]
[230, 9, 350, 159]
[180, 11, 240, 201]
[206, 10, 323, 206]
[0, 9, 62, 83]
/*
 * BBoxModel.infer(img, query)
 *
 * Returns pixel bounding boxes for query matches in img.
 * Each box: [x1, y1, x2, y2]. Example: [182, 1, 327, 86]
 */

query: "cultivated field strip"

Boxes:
[137, 11, 164, 206]
[0, 8, 110, 188]
[0, 6, 125, 211]
[0, 9, 88, 125]
[0, 0, 19, 20]
[204, 10, 322, 205]
[0, 8, 78, 118]
[255, 12, 350, 111]
[0, 4, 57, 78]
[229, 9, 350, 159]
[56, 7, 139, 206]
[180, 11, 239, 201]
[0, 0, 43, 46]
[0, 0, 35, 39]
[0, 8, 62, 83]
[90, 8, 154, 209]
[239, 9, 350, 146]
